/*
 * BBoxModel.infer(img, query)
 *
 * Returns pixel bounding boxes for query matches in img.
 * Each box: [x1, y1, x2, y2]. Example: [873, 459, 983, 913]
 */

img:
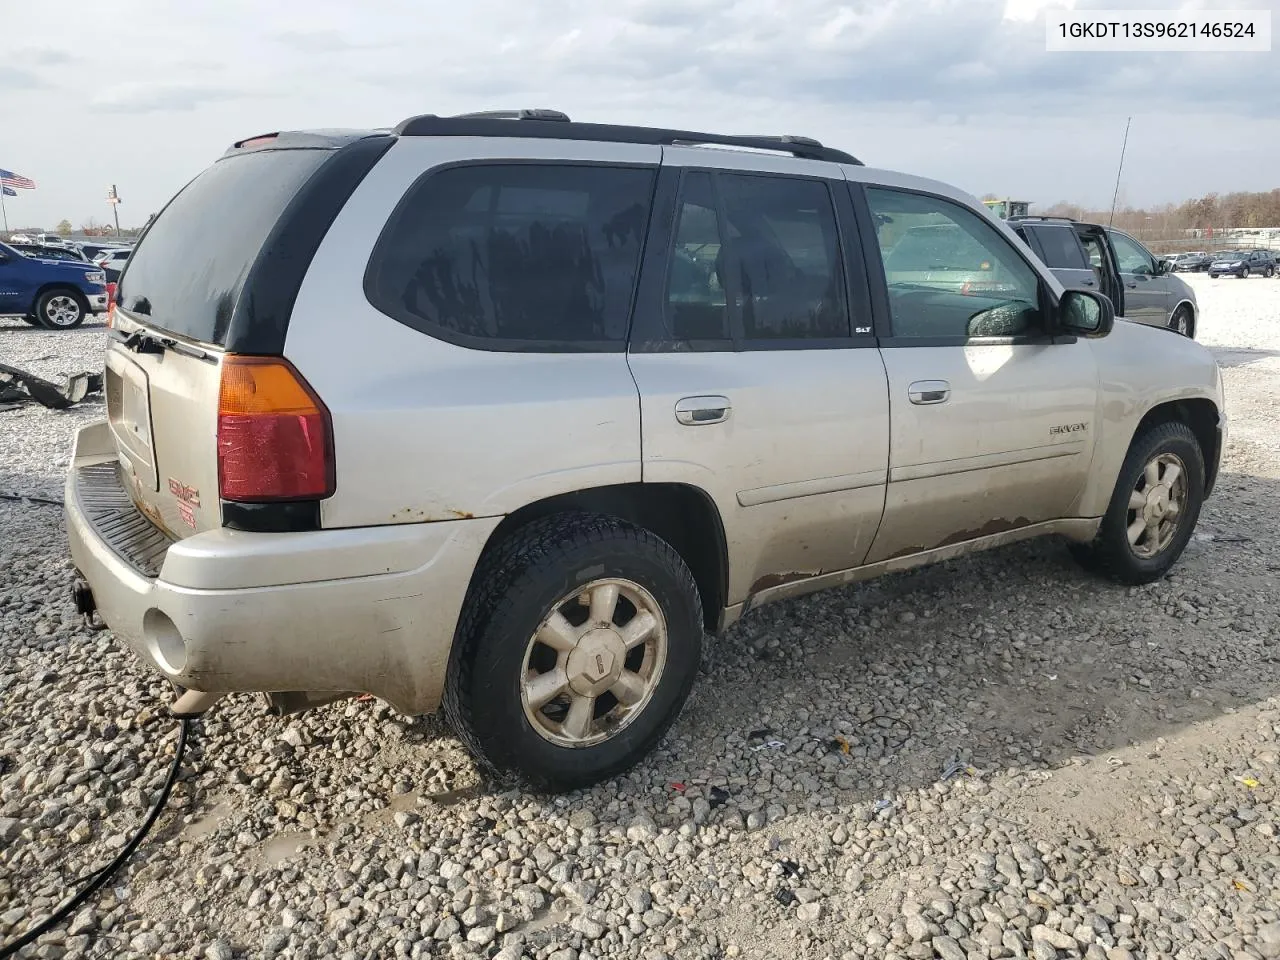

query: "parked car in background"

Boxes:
[1164, 252, 1210, 272]
[7, 233, 34, 244]
[1010, 217, 1198, 337]
[8, 242, 91, 263]
[0, 240, 107, 327]
[93, 248, 132, 272]
[1209, 249, 1276, 279]
[65, 113, 1224, 789]
[77, 242, 127, 261]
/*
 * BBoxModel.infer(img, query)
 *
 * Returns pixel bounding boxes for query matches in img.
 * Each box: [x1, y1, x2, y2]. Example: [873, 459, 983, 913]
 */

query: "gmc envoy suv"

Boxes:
[65, 110, 1225, 789]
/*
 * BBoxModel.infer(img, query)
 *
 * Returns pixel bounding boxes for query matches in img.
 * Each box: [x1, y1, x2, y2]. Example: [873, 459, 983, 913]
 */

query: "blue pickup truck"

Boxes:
[0, 240, 108, 329]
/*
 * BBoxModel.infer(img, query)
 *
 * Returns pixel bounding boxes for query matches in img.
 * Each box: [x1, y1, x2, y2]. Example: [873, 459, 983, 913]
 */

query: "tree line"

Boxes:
[1030, 188, 1280, 241]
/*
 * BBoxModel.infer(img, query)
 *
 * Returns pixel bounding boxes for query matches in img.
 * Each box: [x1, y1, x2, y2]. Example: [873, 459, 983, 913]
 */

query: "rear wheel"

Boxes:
[1265, 266, 1275, 279]
[35, 288, 87, 329]
[444, 513, 704, 791]
[1069, 421, 1204, 585]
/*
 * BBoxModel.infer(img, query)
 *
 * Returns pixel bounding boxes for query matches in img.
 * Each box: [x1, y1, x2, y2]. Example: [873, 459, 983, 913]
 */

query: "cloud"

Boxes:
[273, 29, 389, 54]
[92, 83, 245, 114]
[0, 65, 49, 90]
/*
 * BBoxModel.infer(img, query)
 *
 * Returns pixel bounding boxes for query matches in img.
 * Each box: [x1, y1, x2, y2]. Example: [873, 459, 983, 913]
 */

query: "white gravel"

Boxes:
[2, 277, 1280, 960]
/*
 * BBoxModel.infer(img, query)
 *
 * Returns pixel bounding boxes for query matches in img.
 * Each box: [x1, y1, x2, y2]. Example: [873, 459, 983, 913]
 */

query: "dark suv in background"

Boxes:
[1010, 217, 1198, 338]
[1208, 249, 1276, 279]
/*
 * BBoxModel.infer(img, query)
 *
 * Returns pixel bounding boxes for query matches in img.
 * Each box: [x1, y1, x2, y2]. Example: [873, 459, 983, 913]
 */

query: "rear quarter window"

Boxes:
[364, 163, 657, 351]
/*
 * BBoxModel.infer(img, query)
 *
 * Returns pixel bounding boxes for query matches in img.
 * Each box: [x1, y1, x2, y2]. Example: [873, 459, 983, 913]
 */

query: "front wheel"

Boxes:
[444, 514, 704, 791]
[1070, 421, 1205, 585]
[1265, 266, 1275, 279]
[1240, 267, 1250, 279]
[1168, 305, 1193, 338]
[35, 289, 87, 329]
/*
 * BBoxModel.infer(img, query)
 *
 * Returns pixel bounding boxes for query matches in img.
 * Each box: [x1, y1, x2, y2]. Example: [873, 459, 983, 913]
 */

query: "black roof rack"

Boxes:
[393, 110, 862, 165]
[1007, 215, 1078, 224]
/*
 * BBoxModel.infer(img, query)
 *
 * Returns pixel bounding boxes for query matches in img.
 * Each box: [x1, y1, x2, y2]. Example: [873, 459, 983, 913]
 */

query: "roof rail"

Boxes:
[450, 109, 571, 122]
[393, 112, 862, 165]
[1007, 215, 1078, 224]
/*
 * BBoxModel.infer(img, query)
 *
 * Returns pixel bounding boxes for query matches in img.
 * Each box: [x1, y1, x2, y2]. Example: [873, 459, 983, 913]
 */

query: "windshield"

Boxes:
[883, 225, 995, 272]
[117, 148, 333, 345]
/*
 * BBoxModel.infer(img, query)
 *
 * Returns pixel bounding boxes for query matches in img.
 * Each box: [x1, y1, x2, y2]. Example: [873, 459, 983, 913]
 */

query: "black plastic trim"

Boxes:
[393, 115, 862, 165]
[221, 499, 322, 533]
[363, 158, 660, 355]
[224, 135, 395, 355]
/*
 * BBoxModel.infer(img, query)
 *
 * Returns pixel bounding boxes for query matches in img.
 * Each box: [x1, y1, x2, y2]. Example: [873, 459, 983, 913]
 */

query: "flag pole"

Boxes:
[1, 184, 8, 234]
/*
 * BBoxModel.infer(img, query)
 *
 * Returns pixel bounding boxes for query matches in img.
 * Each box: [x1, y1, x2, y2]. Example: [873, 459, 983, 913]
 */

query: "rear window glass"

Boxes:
[1032, 225, 1088, 270]
[117, 149, 332, 345]
[364, 164, 656, 349]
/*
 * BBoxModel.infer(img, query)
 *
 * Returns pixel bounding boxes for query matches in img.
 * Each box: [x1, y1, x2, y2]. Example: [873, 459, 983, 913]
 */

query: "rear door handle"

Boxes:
[908, 380, 950, 405]
[1080, 278, 1095, 286]
[675, 395, 731, 425]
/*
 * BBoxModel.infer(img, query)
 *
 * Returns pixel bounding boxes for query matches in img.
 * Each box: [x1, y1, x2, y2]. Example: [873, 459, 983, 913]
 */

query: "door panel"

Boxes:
[630, 152, 890, 606]
[856, 185, 1102, 563]
[629, 350, 890, 604]
[866, 341, 1098, 562]
[1108, 229, 1168, 326]
[0, 258, 25, 314]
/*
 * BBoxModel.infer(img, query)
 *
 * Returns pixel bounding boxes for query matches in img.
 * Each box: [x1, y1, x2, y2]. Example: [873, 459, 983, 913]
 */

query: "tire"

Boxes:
[1168, 305, 1193, 338]
[1240, 268, 1250, 279]
[1265, 266, 1275, 279]
[34, 288, 87, 329]
[443, 513, 704, 791]
[1071, 421, 1205, 585]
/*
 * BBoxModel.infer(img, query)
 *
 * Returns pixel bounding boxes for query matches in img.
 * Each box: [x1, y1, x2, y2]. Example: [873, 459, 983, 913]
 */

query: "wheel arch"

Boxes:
[1132, 397, 1221, 496]
[471, 482, 730, 633]
[1170, 298, 1197, 337]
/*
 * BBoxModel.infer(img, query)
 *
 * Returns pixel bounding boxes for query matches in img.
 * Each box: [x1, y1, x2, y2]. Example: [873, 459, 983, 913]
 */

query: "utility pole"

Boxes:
[107, 184, 121, 235]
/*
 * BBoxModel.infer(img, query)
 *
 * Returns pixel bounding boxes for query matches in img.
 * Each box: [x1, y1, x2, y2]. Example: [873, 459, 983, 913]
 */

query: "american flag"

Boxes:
[0, 170, 36, 190]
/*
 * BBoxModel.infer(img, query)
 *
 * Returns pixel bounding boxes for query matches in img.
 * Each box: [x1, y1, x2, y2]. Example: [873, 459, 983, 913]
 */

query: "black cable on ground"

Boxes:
[0, 493, 62, 507]
[0, 718, 192, 959]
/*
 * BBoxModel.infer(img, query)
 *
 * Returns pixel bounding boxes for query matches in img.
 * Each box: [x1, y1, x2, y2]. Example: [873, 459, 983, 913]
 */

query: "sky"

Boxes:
[0, 0, 1276, 229]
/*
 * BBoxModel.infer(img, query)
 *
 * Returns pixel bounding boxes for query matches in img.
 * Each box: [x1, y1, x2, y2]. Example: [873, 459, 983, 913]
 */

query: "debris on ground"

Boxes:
[0, 362, 102, 411]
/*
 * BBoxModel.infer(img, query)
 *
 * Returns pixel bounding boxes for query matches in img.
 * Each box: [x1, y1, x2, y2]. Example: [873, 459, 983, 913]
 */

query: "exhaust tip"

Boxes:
[170, 689, 226, 718]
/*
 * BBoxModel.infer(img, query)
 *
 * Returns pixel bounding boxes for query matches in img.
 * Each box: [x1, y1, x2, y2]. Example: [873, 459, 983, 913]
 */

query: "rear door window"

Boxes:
[365, 163, 656, 350]
[1031, 225, 1089, 270]
[117, 148, 333, 345]
[718, 173, 849, 341]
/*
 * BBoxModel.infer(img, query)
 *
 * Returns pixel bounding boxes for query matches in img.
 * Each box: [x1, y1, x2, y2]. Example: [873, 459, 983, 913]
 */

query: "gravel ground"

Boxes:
[2, 275, 1279, 960]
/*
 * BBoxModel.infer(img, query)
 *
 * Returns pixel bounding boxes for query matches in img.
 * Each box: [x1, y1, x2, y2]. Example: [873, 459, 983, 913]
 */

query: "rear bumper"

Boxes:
[64, 420, 499, 715]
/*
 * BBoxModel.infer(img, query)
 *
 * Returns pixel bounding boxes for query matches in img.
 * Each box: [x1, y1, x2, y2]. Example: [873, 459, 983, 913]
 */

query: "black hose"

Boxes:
[0, 718, 192, 959]
[0, 493, 62, 507]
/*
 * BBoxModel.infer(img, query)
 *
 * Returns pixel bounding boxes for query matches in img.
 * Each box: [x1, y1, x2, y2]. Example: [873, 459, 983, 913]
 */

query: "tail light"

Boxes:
[105, 283, 117, 326]
[217, 356, 334, 502]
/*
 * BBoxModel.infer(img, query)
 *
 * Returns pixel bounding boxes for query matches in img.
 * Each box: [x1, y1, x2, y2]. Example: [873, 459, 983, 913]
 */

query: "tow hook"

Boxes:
[71, 579, 106, 632]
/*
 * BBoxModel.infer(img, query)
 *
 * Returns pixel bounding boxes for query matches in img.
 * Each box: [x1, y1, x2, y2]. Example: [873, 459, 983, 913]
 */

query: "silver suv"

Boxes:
[65, 111, 1226, 789]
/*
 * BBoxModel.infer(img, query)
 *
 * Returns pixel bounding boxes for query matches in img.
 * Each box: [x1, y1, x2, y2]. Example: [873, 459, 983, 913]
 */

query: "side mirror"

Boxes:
[1058, 289, 1114, 338]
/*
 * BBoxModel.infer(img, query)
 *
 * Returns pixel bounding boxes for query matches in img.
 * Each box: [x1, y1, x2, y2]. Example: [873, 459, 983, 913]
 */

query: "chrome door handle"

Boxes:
[908, 380, 950, 405]
[675, 395, 731, 425]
